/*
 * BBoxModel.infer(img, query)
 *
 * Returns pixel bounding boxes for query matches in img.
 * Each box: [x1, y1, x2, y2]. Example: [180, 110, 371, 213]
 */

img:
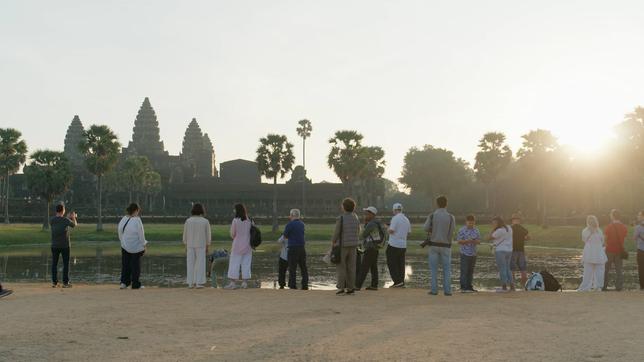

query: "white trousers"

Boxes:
[578, 262, 605, 291]
[186, 247, 207, 286]
[227, 252, 252, 280]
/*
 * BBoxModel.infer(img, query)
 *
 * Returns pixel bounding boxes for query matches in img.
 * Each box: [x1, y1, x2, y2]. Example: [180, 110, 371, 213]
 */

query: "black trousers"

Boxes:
[356, 248, 379, 289]
[386, 245, 406, 285]
[121, 248, 144, 289]
[278, 257, 288, 288]
[51, 247, 70, 284]
[638, 250, 644, 290]
[288, 246, 309, 289]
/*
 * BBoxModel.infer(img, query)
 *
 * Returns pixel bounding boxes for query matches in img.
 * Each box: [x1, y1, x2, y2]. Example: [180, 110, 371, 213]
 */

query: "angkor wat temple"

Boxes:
[10, 98, 365, 219]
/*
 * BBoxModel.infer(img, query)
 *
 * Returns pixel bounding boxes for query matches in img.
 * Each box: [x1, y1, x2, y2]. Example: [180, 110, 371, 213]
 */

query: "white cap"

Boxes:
[362, 206, 378, 215]
[392, 203, 403, 211]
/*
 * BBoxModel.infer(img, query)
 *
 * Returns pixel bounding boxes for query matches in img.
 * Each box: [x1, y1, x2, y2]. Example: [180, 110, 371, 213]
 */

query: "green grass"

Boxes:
[0, 222, 638, 254]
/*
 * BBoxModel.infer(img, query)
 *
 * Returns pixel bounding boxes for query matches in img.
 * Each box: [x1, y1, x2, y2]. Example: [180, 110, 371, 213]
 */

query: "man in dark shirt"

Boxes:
[50, 204, 77, 288]
[282, 209, 308, 290]
[510, 213, 530, 287]
[356, 206, 385, 291]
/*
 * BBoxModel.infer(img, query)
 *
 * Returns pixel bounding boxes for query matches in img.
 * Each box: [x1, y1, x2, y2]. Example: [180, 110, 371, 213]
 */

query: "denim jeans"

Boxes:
[495, 251, 513, 285]
[459, 254, 476, 290]
[429, 246, 452, 294]
[51, 247, 70, 284]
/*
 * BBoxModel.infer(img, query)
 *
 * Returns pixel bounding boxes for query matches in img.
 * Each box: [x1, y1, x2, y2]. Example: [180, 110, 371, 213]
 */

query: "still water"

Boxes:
[0, 248, 640, 290]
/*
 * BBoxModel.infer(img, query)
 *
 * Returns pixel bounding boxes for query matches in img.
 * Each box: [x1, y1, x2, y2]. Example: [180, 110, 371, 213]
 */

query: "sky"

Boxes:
[2, 1, 644, 185]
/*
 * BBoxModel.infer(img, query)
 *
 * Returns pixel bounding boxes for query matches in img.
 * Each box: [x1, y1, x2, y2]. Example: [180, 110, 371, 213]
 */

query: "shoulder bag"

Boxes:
[330, 215, 343, 264]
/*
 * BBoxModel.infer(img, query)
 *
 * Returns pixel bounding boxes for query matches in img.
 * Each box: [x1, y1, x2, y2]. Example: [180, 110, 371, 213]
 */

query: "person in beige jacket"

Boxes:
[183, 203, 212, 288]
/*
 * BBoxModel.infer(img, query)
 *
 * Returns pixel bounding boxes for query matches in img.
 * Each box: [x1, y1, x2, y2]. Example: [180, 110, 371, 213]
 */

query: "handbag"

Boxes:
[611, 223, 629, 260]
[330, 215, 344, 265]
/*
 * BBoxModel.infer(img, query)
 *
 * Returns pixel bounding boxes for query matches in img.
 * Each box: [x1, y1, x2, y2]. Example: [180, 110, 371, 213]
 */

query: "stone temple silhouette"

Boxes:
[55, 97, 360, 218]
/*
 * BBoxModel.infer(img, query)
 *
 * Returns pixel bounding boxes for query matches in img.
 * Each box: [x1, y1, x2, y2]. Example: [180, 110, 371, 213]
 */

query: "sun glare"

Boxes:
[556, 127, 613, 157]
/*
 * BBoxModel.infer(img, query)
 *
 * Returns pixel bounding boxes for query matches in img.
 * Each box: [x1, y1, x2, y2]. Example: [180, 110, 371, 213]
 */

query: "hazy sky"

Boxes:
[2, 1, 644, 185]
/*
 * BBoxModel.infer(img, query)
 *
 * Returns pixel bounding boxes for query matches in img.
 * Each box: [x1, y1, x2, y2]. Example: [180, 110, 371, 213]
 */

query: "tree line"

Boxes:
[1, 106, 642, 230]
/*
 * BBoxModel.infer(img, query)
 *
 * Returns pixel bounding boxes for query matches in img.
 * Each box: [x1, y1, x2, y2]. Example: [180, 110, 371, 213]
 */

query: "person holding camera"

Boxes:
[50, 203, 77, 288]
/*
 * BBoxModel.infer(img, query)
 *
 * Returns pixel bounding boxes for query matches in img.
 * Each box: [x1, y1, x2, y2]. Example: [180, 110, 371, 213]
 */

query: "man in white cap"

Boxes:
[356, 206, 386, 291]
[387, 203, 411, 288]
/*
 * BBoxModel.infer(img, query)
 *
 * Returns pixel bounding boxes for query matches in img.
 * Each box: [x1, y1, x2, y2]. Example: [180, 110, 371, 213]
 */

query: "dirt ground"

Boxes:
[1, 284, 643, 362]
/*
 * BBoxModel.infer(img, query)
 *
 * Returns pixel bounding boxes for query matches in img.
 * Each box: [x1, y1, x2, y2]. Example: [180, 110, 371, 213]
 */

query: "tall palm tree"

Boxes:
[327, 130, 364, 197]
[474, 132, 512, 212]
[24, 150, 73, 229]
[256, 134, 295, 232]
[0, 128, 28, 224]
[78, 125, 121, 231]
[296, 119, 312, 216]
[355, 146, 386, 206]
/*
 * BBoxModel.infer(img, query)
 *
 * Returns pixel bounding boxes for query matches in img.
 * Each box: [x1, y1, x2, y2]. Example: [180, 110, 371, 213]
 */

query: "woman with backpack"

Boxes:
[183, 203, 212, 289]
[578, 215, 608, 291]
[118, 203, 148, 290]
[224, 203, 253, 290]
[488, 216, 514, 292]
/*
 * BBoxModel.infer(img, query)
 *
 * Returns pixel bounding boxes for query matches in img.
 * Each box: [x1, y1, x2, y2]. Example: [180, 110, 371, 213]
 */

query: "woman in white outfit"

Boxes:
[183, 203, 212, 289]
[225, 203, 253, 289]
[578, 215, 608, 291]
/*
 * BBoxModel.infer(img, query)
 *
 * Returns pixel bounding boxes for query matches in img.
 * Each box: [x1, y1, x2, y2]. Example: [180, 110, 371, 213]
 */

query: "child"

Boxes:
[277, 235, 288, 289]
[456, 215, 481, 292]
[510, 213, 530, 287]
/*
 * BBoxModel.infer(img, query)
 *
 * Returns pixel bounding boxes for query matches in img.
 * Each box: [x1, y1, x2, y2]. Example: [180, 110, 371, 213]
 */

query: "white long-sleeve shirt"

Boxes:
[118, 216, 147, 253]
[183, 216, 212, 248]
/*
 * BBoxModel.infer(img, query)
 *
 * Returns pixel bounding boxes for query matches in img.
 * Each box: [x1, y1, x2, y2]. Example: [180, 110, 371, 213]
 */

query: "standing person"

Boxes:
[276, 235, 289, 289]
[50, 204, 77, 288]
[603, 209, 628, 291]
[423, 196, 456, 296]
[386, 203, 411, 288]
[118, 203, 147, 290]
[225, 203, 253, 290]
[510, 213, 530, 287]
[332, 198, 361, 295]
[282, 209, 308, 290]
[183, 203, 212, 289]
[578, 215, 608, 292]
[356, 206, 385, 291]
[456, 215, 481, 293]
[487, 216, 514, 292]
[635, 211, 644, 290]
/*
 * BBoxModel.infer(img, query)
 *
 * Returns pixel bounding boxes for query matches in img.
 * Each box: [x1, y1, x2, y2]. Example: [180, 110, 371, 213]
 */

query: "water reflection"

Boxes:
[0, 248, 640, 290]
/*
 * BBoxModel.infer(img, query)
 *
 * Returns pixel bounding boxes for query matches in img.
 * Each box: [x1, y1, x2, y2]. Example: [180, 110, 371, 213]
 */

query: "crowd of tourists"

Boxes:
[2, 198, 643, 299]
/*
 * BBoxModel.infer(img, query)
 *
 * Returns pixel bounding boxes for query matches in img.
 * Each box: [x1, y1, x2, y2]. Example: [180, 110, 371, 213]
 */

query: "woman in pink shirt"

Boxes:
[225, 203, 253, 289]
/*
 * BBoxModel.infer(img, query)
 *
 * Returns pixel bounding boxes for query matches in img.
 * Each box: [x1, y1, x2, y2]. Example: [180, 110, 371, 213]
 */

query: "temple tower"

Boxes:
[127, 97, 166, 159]
[180, 118, 216, 178]
[63, 115, 85, 168]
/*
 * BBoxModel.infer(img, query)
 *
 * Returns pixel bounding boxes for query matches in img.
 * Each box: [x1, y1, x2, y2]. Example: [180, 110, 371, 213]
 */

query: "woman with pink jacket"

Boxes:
[224, 203, 252, 289]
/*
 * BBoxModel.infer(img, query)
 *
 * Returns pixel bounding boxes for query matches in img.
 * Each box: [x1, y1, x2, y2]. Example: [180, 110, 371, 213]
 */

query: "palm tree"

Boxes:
[517, 129, 559, 225]
[0, 128, 28, 224]
[474, 132, 512, 212]
[256, 134, 295, 231]
[296, 119, 312, 216]
[78, 125, 121, 231]
[122, 155, 153, 203]
[24, 150, 73, 229]
[355, 146, 386, 206]
[327, 130, 364, 197]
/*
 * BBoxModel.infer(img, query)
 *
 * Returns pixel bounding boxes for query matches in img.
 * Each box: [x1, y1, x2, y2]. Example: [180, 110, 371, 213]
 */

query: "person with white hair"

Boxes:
[281, 208, 308, 290]
[578, 215, 608, 292]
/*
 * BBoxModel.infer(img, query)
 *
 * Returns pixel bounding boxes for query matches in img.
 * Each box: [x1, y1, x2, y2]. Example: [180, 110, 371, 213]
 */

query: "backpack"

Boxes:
[540, 270, 562, 291]
[525, 272, 545, 291]
[250, 221, 262, 249]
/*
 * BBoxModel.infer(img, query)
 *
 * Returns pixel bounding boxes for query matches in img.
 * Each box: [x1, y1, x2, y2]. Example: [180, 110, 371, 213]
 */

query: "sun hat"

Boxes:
[363, 206, 378, 215]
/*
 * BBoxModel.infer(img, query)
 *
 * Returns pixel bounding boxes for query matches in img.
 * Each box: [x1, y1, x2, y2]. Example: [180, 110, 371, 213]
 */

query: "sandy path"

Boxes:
[1, 284, 643, 362]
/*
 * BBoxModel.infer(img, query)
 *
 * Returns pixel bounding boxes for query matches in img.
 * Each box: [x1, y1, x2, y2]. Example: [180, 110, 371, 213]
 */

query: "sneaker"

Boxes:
[301, 287, 309, 290]
[365, 286, 378, 291]
[52, 283, 58, 288]
[119, 283, 127, 290]
[462, 289, 474, 294]
[224, 282, 238, 290]
[279, 286, 285, 290]
[62, 283, 72, 289]
[346, 289, 355, 295]
[444, 293, 453, 296]
[428, 291, 438, 296]
[391, 283, 405, 288]
[0, 289, 13, 299]
[240, 281, 248, 289]
[195, 284, 204, 289]
[336, 289, 345, 295]
[188, 284, 194, 289]
[470, 289, 479, 293]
